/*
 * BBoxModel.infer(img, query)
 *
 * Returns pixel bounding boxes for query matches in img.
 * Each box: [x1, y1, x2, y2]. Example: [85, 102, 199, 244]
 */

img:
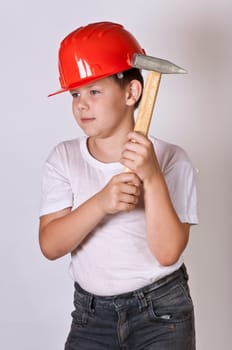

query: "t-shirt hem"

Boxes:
[39, 201, 72, 217]
[179, 213, 199, 225]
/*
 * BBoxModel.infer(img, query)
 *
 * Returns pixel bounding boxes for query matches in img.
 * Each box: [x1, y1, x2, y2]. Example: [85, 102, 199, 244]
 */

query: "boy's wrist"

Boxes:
[93, 191, 109, 216]
[143, 170, 165, 191]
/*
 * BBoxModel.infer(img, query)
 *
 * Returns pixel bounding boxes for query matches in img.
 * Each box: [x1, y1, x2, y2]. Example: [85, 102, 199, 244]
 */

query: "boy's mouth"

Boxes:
[80, 117, 96, 123]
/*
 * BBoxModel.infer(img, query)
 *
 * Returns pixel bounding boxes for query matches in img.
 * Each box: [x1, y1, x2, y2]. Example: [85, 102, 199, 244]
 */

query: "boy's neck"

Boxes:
[87, 132, 130, 163]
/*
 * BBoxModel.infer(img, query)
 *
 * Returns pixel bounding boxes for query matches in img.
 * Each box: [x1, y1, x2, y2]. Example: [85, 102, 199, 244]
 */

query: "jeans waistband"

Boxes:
[133, 263, 188, 296]
[74, 264, 188, 304]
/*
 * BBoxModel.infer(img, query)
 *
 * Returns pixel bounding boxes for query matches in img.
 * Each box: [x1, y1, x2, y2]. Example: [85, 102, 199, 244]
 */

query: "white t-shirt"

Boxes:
[40, 136, 198, 296]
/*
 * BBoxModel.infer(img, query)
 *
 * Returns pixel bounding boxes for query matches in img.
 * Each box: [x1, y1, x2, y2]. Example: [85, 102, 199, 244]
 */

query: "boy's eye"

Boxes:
[71, 92, 80, 98]
[90, 89, 100, 95]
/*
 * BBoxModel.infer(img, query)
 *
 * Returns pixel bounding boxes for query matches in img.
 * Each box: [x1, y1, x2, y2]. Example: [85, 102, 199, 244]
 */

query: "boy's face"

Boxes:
[70, 76, 134, 138]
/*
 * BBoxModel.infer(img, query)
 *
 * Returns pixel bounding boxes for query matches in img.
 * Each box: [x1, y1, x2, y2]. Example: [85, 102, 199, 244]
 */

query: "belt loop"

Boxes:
[181, 264, 189, 281]
[134, 290, 147, 310]
[86, 294, 95, 313]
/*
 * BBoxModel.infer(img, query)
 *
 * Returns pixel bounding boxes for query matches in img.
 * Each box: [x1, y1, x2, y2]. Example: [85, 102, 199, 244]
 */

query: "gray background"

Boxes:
[0, 0, 231, 349]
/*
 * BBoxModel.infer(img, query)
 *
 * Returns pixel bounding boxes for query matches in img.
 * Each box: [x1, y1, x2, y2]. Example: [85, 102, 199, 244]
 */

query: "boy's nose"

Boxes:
[76, 96, 89, 110]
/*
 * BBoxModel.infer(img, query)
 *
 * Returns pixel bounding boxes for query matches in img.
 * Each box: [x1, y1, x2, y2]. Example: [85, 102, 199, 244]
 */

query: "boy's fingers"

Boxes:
[116, 172, 142, 186]
[119, 193, 139, 205]
[127, 131, 148, 144]
[121, 183, 141, 196]
[123, 132, 151, 156]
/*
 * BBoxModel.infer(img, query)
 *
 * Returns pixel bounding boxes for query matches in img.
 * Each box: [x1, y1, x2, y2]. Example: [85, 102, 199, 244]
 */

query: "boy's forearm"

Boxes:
[39, 193, 107, 260]
[40, 172, 142, 260]
[143, 174, 189, 266]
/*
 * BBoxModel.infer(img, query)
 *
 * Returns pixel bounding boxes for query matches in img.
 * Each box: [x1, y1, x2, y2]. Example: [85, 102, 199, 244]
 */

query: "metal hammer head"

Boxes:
[132, 53, 187, 74]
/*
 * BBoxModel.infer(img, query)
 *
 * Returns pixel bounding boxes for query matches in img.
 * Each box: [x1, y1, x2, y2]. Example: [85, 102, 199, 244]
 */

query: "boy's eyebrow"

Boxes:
[70, 82, 101, 93]
[86, 83, 102, 88]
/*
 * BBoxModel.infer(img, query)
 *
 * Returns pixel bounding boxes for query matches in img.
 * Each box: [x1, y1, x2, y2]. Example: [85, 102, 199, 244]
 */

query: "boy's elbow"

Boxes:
[39, 233, 61, 261]
[152, 249, 181, 267]
[157, 255, 179, 267]
[42, 251, 59, 261]
[39, 242, 59, 261]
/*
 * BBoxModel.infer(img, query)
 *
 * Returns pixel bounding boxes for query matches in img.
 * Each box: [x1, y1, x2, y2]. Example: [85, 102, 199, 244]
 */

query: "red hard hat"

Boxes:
[49, 22, 145, 96]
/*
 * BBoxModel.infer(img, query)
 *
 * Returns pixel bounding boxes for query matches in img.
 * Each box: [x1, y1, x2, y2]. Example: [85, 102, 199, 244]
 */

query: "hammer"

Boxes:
[124, 53, 186, 172]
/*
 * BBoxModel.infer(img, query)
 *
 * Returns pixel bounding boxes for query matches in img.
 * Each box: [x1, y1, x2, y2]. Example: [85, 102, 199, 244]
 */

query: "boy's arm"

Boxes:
[143, 174, 190, 266]
[39, 193, 106, 260]
[39, 172, 141, 260]
[121, 131, 190, 266]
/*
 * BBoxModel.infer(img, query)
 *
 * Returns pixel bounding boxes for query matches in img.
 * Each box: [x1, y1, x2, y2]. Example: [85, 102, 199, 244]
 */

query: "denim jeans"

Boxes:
[65, 264, 195, 350]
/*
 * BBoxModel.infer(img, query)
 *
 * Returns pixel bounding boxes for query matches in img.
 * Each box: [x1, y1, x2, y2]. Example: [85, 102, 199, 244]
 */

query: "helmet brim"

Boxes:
[48, 70, 130, 97]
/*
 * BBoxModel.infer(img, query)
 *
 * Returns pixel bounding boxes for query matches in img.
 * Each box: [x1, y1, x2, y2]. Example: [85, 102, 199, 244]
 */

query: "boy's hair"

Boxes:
[112, 68, 144, 109]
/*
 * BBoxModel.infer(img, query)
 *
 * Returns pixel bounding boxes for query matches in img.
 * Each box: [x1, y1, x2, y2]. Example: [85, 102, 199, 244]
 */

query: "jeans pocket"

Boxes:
[147, 282, 194, 324]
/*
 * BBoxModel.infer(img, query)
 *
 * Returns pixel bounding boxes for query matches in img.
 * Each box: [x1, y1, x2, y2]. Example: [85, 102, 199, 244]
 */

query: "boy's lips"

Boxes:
[80, 117, 96, 123]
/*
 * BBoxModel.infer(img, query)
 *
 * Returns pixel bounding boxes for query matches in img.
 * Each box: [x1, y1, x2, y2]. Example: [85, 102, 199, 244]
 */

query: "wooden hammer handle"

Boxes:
[134, 70, 161, 136]
[124, 70, 161, 172]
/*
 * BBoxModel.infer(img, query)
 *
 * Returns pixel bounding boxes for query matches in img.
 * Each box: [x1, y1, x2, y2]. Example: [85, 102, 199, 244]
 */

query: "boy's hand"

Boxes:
[97, 172, 142, 214]
[120, 131, 161, 182]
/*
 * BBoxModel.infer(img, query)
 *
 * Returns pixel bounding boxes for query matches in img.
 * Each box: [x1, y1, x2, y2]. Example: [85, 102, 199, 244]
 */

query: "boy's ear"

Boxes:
[125, 80, 142, 107]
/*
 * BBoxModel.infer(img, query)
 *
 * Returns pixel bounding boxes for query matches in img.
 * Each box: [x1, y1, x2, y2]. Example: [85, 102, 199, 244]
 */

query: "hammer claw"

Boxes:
[132, 53, 187, 74]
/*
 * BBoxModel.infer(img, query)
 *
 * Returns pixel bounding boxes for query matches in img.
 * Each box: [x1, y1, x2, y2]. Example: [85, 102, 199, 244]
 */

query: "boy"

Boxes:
[39, 22, 198, 349]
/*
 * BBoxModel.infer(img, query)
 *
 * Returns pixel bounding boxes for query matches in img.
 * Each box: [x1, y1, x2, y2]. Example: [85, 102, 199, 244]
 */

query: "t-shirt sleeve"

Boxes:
[39, 144, 73, 216]
[164, 160, 199, 225]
